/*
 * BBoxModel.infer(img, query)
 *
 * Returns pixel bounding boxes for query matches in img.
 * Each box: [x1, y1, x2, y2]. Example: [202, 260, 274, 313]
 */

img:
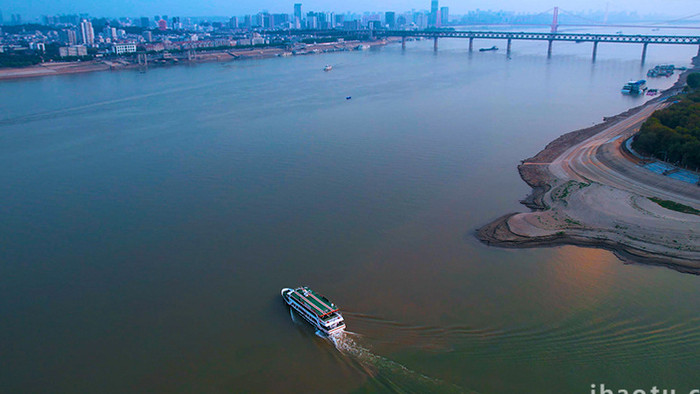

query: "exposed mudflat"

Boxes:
[478, 60, 700, 275]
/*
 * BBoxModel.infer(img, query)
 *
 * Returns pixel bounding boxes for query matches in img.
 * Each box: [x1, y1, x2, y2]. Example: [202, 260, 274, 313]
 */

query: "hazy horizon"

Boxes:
[0, 0, 698, 21]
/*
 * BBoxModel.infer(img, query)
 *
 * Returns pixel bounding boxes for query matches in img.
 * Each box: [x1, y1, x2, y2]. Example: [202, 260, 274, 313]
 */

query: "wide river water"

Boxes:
[1, 28, 699, 393]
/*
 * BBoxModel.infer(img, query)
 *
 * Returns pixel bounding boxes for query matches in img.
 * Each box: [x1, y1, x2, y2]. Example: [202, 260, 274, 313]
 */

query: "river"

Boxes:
[1, 27, 698, 393]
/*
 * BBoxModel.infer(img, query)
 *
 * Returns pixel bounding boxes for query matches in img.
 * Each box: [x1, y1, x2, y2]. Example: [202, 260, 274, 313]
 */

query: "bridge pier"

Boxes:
[507, 38, 512, 57]
[547, 40, 553, 58]
[434, 37, 438, 52]
[469, 37, 473, 52]
[641, 42, 648, 64]
[402, 36, 406, 50]
[697, 44, 700, 57]
[592, 41, 599, 62]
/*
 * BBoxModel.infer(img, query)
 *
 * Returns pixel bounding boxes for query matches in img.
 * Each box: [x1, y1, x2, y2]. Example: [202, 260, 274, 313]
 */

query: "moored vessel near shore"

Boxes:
[281, 287, 346, 335]
[479, 46, 498, 52]
[647, 64, 675, 78]
[621, 80, 647, 95]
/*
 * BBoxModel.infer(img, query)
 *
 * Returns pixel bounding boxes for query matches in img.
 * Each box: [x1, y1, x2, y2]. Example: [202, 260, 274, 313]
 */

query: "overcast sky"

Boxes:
[0, 0, 698, 19]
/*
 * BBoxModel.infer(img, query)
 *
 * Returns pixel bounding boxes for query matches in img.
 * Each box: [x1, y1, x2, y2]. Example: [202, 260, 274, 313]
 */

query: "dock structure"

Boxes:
[272, 29, 700, 62]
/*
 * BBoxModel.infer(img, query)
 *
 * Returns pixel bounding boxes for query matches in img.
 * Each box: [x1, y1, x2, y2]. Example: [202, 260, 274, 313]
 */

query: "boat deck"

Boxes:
[289, 287, 339, 318]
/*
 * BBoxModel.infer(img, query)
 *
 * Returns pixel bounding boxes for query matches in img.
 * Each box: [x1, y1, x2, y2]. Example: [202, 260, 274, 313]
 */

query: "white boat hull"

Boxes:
[282, 288, 346, 335]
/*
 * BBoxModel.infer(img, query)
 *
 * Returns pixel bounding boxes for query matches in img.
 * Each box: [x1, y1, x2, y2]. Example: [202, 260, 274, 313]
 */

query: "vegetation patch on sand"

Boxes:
[648, 197, 700, 216]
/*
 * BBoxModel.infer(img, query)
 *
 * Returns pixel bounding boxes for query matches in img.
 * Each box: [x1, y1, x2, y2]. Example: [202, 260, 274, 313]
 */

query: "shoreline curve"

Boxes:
[476, 57, 700, 275]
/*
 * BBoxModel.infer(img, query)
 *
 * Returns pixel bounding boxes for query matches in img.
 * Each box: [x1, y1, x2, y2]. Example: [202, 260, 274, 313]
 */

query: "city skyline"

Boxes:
[1, 0, 698, 21]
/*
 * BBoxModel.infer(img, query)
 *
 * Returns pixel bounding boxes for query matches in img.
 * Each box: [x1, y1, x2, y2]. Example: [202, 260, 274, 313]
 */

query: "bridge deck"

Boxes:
[273, 29, 700, 45]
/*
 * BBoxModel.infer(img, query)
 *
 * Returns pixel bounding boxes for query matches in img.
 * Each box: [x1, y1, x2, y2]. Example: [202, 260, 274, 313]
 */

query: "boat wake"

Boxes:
[327, 331, 471, 393]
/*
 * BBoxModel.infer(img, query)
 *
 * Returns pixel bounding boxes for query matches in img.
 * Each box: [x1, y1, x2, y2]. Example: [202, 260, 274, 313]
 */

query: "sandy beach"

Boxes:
[478, 60, 700, 275]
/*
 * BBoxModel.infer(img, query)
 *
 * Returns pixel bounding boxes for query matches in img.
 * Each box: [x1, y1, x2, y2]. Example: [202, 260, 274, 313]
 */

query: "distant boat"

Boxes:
[346, 96, 352, 100]
[323, 64, 332, 72]
[479, 46, 498, 52]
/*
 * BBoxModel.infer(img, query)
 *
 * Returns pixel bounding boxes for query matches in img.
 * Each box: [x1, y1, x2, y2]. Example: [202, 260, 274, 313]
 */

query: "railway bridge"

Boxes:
[273, 29, 700, 63]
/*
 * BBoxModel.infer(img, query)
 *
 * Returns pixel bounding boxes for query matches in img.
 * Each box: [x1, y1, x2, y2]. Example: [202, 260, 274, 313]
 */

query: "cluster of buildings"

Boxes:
[224, 2, 450, 31]
[0, 2, 453, 61]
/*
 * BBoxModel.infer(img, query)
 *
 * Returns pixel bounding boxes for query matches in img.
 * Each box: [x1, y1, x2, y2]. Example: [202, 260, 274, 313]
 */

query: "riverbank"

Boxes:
[0, 38, 397, 81]
[477, 59, 700, 275]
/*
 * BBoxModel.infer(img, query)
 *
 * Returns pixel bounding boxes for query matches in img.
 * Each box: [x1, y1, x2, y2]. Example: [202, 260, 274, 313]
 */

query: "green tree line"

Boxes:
[632, 73, 700, 169]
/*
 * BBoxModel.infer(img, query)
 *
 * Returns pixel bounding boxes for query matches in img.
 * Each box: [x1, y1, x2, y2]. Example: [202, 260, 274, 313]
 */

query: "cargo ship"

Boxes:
[281, 287, 346, 335]
[621, 80, 647, 95]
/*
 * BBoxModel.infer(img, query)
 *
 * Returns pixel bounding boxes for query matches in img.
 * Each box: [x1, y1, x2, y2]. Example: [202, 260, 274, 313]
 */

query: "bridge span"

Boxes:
[274, 29, 700, 62]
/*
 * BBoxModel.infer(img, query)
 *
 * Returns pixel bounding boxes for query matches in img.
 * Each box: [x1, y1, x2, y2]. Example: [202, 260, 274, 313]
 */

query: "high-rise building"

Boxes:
[103, 25, 117, 40]
[414, 12, 427, 29]
[229, 16, 238, 29]
[244, 15, 252, 30]
[143, 30, 153, 42]
[255, 13, 265, 27]
[440, 7, 449, 26]
[306, 12, 317, 29]
[0, 10, 4, 25]
[385, 12, 396, 29]
[60, 29, 78, 45]
[79, 19, 94, 45]
[294, 4, 302, 21]
[343, 20, 361, 30]
[157, 19, 167, 31]
[140, 17, 150, 28]
[396, 15, 407, 27]
[429, 0, 439, 27]
[273, 14, 289, 28]
[368, 20, 382, 30]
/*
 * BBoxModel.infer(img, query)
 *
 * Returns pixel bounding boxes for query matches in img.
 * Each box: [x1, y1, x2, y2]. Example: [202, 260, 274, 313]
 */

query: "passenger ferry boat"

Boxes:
[281, 287, 346, 335]
[621, 80, 647, 95]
